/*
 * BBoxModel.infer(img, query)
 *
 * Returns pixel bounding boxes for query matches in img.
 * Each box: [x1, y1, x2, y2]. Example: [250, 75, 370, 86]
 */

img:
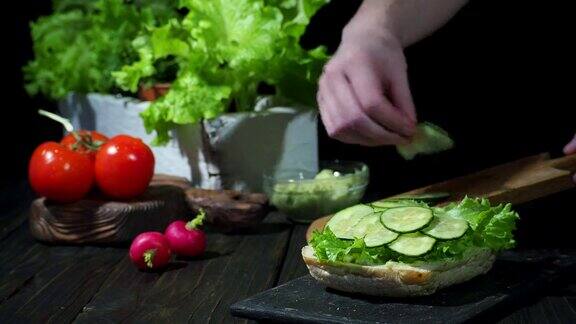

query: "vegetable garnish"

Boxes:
[310, 197, 519, 265]
[129, 232, 172, 270]
[165, 210, 207, 257]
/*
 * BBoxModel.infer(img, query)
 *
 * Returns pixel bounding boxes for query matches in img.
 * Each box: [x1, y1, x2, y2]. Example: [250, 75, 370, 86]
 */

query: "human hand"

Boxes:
[563, 134, 576, 183]
[317, 25, 417, 146]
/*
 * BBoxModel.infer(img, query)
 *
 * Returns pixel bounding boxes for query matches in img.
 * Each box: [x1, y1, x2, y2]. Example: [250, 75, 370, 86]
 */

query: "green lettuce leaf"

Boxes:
[310, 197, 519, 266]
[112, 35, 156, 93]
[310, 227, 383, 265]
[444, 197, 519, 250]
[140, 70, 232, 145]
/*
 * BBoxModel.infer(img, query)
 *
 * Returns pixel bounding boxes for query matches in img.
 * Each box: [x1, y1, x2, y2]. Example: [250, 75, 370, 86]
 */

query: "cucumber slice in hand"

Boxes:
[388, 233, 436, 256]
[380, 207, 433, 233]
[327, 204, 374, 239]
[351, 213, 399, 247]
[422, 213, 469, 240]
[397, 122, 454, 160]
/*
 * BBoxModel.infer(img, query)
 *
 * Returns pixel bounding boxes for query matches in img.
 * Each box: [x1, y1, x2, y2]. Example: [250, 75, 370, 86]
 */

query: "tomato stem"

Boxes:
[186, 209, 206, 230]
[143, 249, 157, 268]
[38, 109, 74, 133]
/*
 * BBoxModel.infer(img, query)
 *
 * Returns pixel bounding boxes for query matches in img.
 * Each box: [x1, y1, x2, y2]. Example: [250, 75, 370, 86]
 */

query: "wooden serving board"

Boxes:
[29, 175, 269, 244]
[306, 153, 576, 241]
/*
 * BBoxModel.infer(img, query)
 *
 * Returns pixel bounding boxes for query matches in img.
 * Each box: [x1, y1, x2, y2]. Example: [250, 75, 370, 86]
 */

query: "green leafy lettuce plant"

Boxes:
[114, 0, 331, 144]
[24, 0, 180, 100]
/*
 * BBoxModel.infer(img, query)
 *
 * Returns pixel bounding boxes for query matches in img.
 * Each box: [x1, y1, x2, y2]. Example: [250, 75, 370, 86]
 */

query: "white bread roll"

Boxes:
[302, 245, 495, 297]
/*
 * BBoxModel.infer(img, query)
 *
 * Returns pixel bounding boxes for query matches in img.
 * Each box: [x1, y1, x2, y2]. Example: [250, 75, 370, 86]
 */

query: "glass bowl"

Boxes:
[264, 161, 369, 223]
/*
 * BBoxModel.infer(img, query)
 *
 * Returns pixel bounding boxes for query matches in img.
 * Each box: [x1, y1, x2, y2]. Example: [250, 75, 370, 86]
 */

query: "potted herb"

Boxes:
[25, 0, 330, 192]
[24, 0, 180, 99]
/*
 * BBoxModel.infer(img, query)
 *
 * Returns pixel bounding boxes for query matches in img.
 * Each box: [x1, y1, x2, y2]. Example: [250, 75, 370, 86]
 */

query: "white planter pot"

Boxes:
[59, 93, 318, 192]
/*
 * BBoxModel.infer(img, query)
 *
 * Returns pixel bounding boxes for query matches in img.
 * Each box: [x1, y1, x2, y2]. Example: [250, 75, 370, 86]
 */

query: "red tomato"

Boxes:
[94, 135, 155, 199]
[60, 130, 108, 160]
[28, 142, 94, 203]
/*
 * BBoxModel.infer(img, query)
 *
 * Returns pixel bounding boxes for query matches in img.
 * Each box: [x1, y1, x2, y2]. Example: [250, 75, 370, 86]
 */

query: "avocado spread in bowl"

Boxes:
[264, 161, 369, 223]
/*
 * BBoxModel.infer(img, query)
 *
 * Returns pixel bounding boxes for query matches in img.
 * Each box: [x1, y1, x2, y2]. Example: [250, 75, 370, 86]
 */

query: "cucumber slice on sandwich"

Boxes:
[388, 233, 436, 256]
[380, 206, 433, 233]
[351, 213, 399, 247]
[326, 204, 373, 239]
[422, 212, 469, 240]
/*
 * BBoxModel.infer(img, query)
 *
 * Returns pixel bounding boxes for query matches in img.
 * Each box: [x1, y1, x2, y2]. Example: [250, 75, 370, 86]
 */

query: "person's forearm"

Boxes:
[345, 0, 469, 47]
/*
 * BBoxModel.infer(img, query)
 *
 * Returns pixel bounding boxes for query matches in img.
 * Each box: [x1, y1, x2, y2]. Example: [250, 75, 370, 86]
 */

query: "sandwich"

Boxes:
[302, 197, 519, 297]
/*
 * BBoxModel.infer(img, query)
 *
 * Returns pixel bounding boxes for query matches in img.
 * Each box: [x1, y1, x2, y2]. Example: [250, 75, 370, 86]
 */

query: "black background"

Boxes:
[2, 0, 575, 198]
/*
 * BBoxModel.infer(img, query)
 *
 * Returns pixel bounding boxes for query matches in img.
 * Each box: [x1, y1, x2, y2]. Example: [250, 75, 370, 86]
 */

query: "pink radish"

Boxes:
[129, 232, 172, 270]
[165, 210, 207, 257]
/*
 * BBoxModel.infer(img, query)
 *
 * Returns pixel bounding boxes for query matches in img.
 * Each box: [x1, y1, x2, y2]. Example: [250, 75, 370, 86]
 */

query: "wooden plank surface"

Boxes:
[498, 295, 576, 324]
[0, 226, 126, 323]
[277, 225, 310, 285]
[0, 181, 35, 241]
[74, 212, 291, 323]
[0, 182, 576, 323]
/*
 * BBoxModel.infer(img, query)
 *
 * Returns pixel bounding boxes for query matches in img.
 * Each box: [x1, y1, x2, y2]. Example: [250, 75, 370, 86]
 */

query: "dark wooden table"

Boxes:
[0, 183, 575, 323]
